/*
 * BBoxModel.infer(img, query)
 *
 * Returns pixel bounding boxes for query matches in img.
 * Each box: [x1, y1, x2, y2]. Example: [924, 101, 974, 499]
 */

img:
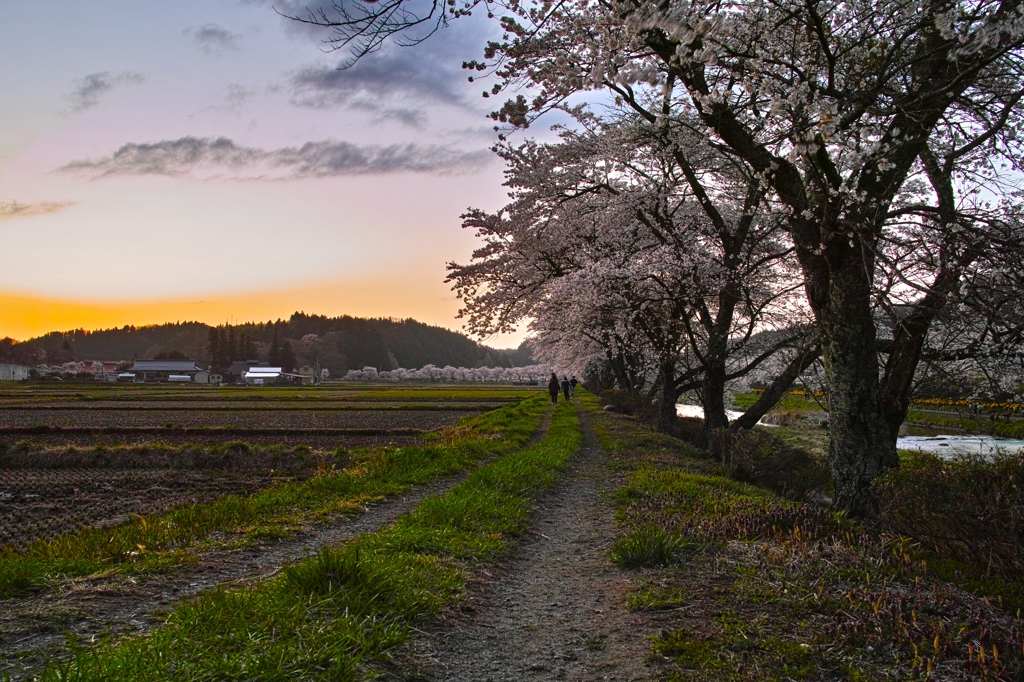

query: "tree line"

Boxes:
[1, 313, 533, 379]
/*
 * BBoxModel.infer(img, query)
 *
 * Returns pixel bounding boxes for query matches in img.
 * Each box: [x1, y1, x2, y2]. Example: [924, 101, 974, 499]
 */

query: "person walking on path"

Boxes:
[560, 376, 571, 402]
[547, 373, 560, 404]
[569, 377, 578, 396]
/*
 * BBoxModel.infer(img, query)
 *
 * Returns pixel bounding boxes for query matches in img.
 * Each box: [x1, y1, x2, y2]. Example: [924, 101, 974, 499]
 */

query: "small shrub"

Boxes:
[600, 389, 658, 421]
[618, 468, 843, 544]
[610, 526, 686, 568]
[876, 451, 1024, 580]
[666, 416, 703, 443]
[713, 428, 830, 501]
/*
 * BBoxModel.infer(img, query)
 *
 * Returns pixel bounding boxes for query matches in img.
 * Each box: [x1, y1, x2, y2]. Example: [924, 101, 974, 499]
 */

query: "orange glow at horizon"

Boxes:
[0, 277, 486, 343]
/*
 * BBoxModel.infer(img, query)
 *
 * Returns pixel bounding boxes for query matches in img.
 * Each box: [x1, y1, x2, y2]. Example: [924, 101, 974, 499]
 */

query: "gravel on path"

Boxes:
[397, 406, 662, 682]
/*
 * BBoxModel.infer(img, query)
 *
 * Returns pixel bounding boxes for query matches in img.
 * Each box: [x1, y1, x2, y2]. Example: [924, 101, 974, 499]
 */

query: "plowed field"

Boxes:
[0, 384, 538, 555]
[0, 468, 291, 551]
[0, 409, 472, 430]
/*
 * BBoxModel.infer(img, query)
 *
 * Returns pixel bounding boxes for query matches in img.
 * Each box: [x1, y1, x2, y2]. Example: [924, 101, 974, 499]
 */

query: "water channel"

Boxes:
[676, 404, 1024, 459]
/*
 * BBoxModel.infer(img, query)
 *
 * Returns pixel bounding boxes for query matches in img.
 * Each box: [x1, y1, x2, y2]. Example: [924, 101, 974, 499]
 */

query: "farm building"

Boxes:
[297, 365, 319, 385]
[0, 363, 31, 381]
[243, 367, 305, 385]
[125, 360, 209, 383]
[223, 360, 265, 384]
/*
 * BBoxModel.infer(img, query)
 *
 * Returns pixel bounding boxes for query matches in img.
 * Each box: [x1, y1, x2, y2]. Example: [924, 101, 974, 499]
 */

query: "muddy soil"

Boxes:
[0, 401, 507, 410]
[0, 431, 428, 449]
[392, 408, 670, 682]
[0, 468, 298, 550]
[0, 406, 478, 450]
[0, 408, 476, 430]
[0, 411, 553, 681]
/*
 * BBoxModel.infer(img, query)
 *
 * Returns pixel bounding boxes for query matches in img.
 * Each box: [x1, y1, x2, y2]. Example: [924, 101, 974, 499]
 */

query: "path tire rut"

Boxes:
[0, 408, 553, 681]
[395, 406, 660, 681]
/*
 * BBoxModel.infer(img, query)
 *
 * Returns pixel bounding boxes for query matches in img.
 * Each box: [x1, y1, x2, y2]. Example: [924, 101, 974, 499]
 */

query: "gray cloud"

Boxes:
[287, 51, 469, 129]
[186, 24, 239, 55]
[0, 201, 72, 221]
[210, 84, 258, 113]
[350, 102, 427, 128]
[283, 11, 500, 126]
[201, 84, 258, 116]
[242, 1, 363, 41]
[66, 72, 146, 112]
[225, 84, 254, 107]
[59, 136, 491, 177]
[62, 138, 260, 175]
[240, 2, 498, 126]
[290, 49, 465, 111]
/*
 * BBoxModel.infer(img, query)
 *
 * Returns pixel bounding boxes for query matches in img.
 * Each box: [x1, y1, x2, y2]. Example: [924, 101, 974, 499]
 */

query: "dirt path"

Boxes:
[396, 407, 662, 681]
[0, 411, 552, 681]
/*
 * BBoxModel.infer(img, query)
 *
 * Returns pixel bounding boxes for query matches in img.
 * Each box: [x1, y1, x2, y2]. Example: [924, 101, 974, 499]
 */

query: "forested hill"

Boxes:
[2, 313, 532, 378]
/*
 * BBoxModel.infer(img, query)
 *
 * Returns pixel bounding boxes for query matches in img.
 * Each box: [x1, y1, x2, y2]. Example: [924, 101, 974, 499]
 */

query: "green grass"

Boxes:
[905, 409, 1024, 438]
[731, 392, 825, 412]
[625, 578, 693, 611]
[587, 399, 1024, 680]
[610, 526, 688, 568]
[34, 402, 581, 681]
[0, 395, 550, 599]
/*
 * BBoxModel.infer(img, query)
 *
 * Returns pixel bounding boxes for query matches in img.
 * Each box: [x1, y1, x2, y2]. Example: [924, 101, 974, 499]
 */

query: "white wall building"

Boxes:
[0, 363, 31, 381]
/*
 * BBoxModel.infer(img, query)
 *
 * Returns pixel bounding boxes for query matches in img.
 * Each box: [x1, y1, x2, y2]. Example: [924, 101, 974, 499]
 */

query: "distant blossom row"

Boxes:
[341, 365, 551, 383]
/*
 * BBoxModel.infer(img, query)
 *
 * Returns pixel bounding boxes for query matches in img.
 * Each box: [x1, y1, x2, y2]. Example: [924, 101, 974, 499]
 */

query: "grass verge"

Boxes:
[732, 392, 825, 412]
[905, 409, 1024, 439]
[32, 401, 581, 681]
[584, 397, 1024, 680]
[0, 395, 549, 599]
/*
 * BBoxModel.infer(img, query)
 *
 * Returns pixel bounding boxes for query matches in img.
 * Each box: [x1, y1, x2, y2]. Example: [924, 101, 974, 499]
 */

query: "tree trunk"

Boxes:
[656, 359, 678, 432]
[699, 369, 729, 457]
[820, 258, 895, 517]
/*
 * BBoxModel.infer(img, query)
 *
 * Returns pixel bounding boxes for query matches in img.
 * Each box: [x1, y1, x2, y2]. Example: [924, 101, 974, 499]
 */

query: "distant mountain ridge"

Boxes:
[0, 313, 532, 379]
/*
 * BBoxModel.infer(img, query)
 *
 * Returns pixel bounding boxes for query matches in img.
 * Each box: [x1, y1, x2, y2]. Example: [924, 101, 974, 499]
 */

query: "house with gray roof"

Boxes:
[124, 360, 209, 383]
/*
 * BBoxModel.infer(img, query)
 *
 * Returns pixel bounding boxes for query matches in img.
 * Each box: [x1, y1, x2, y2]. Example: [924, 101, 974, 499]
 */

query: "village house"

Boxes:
[243, 367, 306, 386]
[121, 360, 210, 383]
[223, 360, 265, 384]
[297, 365, 318, 385]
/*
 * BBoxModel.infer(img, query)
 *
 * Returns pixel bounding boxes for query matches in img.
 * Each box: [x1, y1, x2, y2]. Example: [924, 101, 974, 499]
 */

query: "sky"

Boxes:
[0, 1, 529, 347]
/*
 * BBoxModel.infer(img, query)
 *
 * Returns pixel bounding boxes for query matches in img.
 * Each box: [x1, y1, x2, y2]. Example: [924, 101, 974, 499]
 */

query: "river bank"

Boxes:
[679, 400, 1024, 459]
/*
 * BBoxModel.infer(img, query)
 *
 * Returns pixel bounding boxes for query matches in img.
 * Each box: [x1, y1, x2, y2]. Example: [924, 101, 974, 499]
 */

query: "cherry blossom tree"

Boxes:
[469, 0, 1024, 514]
[448, 118, 816, 439]
[292, 0, 1024, 514]
[350, 363, 551, 381]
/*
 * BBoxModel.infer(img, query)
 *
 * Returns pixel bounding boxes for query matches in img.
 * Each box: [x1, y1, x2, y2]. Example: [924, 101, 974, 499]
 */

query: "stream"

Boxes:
[894, 434, 1024, 458]
[676, 404, 1024, 460]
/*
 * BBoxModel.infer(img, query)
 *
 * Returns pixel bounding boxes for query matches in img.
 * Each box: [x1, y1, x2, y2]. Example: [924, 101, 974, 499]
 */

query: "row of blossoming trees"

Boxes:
[295, 0, 1024, 514]
[342, 364, 551, 383]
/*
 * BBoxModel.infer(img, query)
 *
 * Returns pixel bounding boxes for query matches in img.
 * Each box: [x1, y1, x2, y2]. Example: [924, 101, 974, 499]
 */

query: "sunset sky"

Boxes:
[0, 1, 532, 346]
